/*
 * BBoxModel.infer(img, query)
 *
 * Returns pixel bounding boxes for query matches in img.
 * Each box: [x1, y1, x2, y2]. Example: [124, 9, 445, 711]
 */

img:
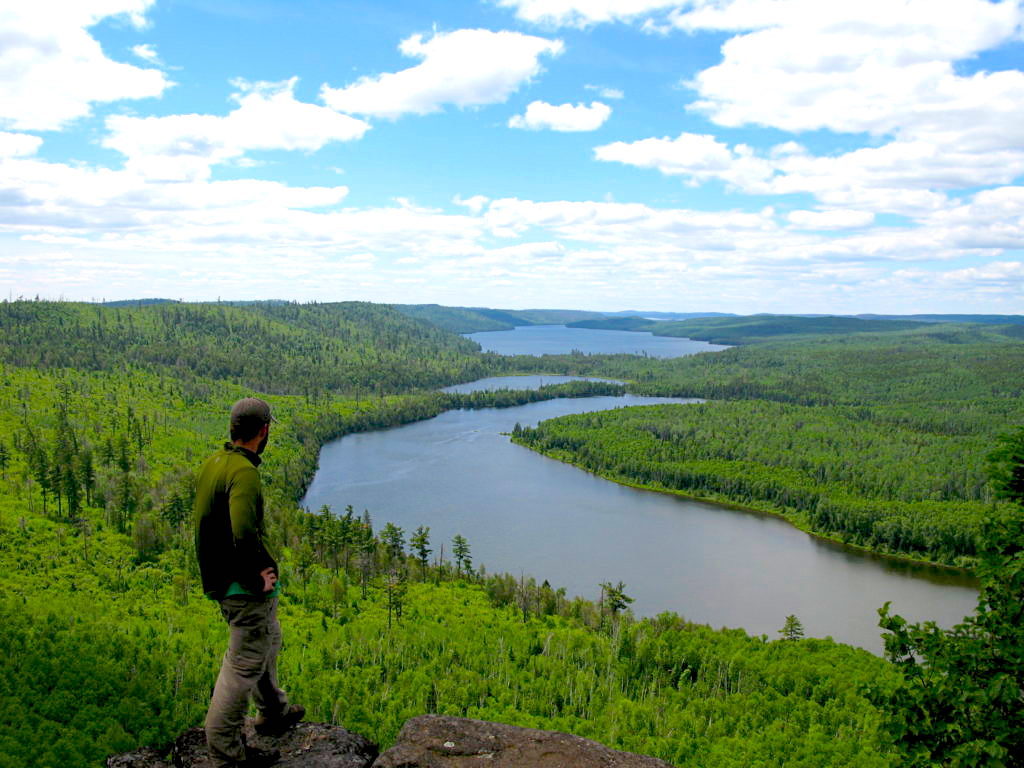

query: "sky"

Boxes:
[1, 0, 1023, 314]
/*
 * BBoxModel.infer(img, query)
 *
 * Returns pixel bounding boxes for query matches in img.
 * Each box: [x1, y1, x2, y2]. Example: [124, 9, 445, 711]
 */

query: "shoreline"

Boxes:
[512, 439, 979, 579]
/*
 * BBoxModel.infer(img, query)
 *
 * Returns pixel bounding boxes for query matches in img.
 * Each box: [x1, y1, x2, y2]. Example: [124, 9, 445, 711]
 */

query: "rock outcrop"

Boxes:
[108, 716, 672, 768]
[107, 720, 378, 768]
[374, 715, 673, 768]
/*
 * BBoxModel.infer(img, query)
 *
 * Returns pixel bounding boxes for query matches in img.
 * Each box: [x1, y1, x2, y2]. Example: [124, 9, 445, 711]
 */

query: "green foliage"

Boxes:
[869, 513, 1024, 767]
[1, 301, 1014, 767]
[642, 315, 933, 344]
[780, 616, 805, 641]
[393, 304, 520, 333]
[0, 511, 899, 768]
[452, 534, 471, 576]
[410, 526, 432, 579]
[505, 329, 1024, 566]
[503, 325, 1024, 410]
[0, 300, 495, 395]
[986, 427, 1024, 506]
[393, 304, 605, 334]
[566, 317, 656, 331]
[514, 400, 1010, 565]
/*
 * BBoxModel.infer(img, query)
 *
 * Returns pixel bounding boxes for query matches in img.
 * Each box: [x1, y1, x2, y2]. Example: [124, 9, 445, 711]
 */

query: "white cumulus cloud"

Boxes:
[585, 85, 624, 99]
[496, 0, 685, 28]
[453, 194, 490, 214]
[595, 132, 773, 189]
[509, 100, 611, 131]
[131, 43, 162, 66]
[320, 29, 563, 119]
[787, 209, 876, 230]
[674, 0, 1024, 145]
[0, 132, 43, 158]
[103, 78, 370, 181]
[0, 0, 170, 131]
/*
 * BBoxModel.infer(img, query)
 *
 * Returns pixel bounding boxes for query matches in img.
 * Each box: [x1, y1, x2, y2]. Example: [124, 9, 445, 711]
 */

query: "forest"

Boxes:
[512, 401, 1005, 565]
[0, 299, 1021, 766]
[505, 326, 1024, 566]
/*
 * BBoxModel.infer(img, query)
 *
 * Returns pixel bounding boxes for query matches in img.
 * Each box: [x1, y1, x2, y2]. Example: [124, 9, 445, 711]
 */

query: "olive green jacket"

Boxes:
[194, 443, 278, 600]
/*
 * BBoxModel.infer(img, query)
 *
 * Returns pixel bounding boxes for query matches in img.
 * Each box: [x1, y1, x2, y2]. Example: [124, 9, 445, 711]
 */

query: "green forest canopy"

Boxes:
[1, 300, 1022, 765]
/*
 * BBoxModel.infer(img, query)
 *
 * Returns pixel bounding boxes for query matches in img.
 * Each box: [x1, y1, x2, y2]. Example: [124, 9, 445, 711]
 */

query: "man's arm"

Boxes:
[228, 466, 279, 594]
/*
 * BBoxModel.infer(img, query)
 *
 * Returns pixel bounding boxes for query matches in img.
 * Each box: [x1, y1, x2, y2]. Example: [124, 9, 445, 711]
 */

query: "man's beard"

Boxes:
[255, 433, 269, 455]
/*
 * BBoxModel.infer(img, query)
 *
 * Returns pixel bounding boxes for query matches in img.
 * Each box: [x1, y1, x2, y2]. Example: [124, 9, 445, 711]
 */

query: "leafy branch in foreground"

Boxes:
[869, 430, 1024, 767]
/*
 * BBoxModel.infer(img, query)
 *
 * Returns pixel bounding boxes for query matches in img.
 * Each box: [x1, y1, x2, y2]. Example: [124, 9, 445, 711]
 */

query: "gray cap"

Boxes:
[230, 397, 278, 426]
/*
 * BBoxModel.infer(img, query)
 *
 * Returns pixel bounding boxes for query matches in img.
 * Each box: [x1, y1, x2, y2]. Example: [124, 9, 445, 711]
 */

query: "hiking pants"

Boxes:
[205, 596, 289, 766]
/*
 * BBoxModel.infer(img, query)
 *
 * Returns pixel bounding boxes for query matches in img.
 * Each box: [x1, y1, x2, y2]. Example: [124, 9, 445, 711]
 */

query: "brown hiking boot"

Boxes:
[254, 704, 306, 737]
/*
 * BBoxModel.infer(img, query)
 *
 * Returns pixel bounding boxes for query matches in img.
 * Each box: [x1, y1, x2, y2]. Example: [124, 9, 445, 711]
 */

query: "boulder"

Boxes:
[372, 715, 673, 768]
[107, 720, 378, 768]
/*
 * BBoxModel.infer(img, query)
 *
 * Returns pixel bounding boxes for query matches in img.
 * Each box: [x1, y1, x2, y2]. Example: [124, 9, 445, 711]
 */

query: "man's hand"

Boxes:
[260, 567, 278, 593]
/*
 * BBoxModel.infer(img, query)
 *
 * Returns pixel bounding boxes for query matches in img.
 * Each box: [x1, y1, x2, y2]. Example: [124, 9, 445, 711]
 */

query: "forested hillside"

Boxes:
[0, 300, 493, 396]
[566, 314, 937, 343]
[513, 402, 1006, 565]
[0, 308, 900, 767]
[502, 326, 1024, 565]
[1, 300, 1020, 766]
[393, 304, 604, 333]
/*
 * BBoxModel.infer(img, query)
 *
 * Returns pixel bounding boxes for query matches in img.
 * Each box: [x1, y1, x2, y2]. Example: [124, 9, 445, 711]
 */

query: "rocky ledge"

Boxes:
[108, 715, 674, 768]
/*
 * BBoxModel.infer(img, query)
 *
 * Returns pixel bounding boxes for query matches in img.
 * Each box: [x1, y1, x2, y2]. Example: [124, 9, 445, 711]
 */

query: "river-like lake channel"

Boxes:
[303, 370, 978, 654]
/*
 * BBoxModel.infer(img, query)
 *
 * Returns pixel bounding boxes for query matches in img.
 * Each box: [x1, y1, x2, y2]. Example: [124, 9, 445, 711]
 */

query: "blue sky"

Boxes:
[1, 0, 1023, 313]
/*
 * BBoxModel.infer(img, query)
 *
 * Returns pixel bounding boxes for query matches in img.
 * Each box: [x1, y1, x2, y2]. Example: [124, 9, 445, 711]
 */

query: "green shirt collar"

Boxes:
[223, 442, 262, 467]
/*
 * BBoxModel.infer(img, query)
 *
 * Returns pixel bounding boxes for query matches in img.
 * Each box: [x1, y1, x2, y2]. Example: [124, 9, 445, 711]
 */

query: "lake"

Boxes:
[442, 374, 624, 393]
[303, 379, 978, 653]
[467, 324, 728, 357]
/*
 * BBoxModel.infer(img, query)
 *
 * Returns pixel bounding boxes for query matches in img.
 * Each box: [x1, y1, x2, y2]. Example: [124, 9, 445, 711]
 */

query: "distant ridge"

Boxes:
[855, 313, 1024, 325]
[393, 304, 604, 333]
[603, 311, 737, 320]
[100, 298, 181, 307]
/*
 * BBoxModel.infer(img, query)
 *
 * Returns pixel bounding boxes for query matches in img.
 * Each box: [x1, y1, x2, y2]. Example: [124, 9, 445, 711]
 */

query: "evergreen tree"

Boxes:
[779, 615, 805, 640]
[410, 526, 432, 580]
[384, 566, 408, 629]
[381, 522, 405, 563]
[77, 448, 95, 506]
[452, 534, 471, 576]
[599, 581, 634, 622]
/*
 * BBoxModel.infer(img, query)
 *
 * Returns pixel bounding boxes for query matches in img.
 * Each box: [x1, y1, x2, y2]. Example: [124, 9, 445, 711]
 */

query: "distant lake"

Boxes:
[467, 324, 728, 357]
[304, 384, 978, 654]
[442, 375, 624, 393]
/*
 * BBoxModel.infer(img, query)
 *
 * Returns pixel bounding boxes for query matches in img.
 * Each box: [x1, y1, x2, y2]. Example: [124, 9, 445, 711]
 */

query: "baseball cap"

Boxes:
[230, 397, 278, 425]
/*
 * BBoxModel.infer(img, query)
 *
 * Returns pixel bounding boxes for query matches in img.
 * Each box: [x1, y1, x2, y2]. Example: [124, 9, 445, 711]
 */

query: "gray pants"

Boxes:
[205, 597, 289, 766]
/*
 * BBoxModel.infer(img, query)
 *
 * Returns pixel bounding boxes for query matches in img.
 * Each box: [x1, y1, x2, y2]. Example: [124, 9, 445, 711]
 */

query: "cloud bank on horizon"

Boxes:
[0, 0, 1022, 313]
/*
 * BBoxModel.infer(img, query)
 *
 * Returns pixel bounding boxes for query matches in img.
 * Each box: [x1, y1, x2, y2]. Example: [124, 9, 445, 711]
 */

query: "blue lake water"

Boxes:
[303, 391, 978, 654]
[466, 324, 728, 357]
[442, 375, 624, 393]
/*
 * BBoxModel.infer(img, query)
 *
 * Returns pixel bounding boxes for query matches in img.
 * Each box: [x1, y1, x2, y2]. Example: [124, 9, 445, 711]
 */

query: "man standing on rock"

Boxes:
[194, 397, 304, 767]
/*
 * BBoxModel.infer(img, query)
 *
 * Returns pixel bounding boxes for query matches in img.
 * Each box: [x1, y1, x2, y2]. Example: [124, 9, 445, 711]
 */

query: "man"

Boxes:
[194, 397, 305, 767]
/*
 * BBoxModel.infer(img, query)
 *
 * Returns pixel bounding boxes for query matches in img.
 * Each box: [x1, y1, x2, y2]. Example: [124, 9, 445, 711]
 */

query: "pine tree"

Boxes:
[77, 448, 95, 506]
[452, 534, 471, 576]
[410, 526, 432, 580]
[381, 522, 405, 563]
[384, 566, 408, 629]
[779, 615, 805, 640]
